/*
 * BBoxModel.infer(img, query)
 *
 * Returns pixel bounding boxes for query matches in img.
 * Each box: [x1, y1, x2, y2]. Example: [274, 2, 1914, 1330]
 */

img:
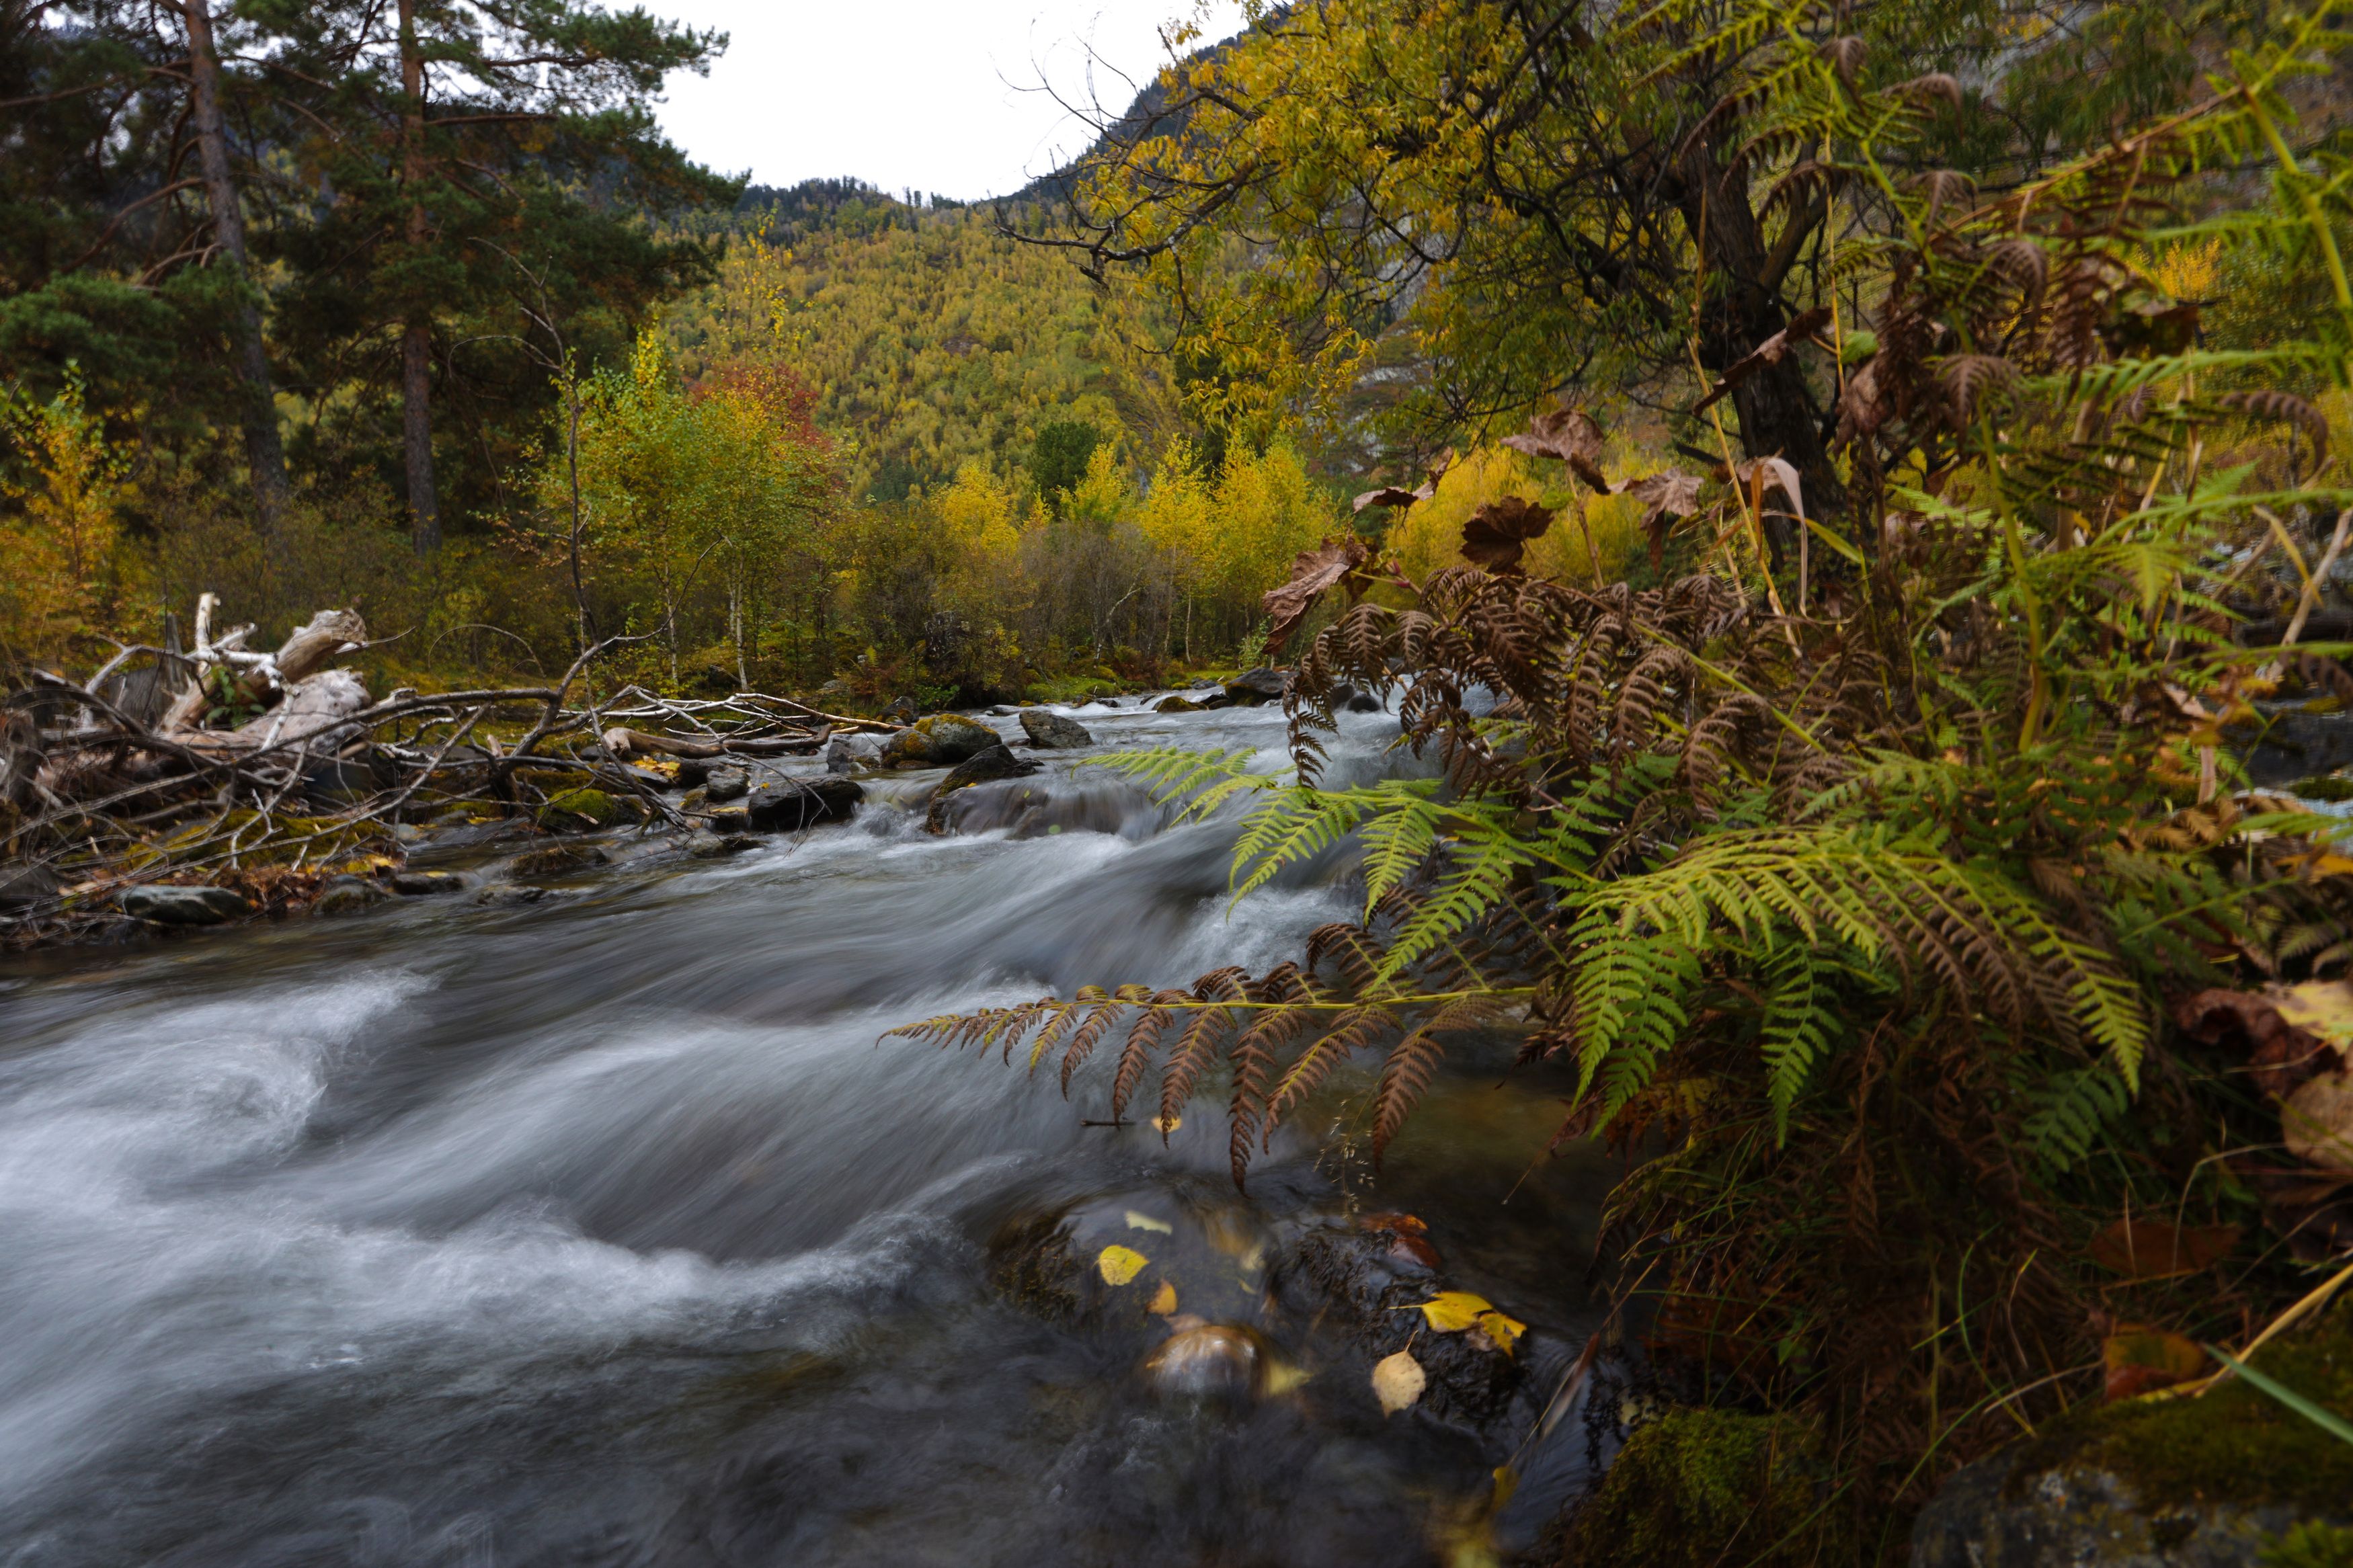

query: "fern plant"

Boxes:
[894, 0, 2353, 1549]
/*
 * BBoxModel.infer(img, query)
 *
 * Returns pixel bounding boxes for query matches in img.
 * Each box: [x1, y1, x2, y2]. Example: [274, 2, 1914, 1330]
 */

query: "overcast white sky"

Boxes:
[645, 2, 1248, 202]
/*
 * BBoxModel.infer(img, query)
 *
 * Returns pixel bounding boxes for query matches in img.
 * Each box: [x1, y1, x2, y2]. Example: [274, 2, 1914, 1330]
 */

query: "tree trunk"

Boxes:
[1673, 136, 1843, 561]
[397, 0, 440, 554]
[177, 0, 289, 528]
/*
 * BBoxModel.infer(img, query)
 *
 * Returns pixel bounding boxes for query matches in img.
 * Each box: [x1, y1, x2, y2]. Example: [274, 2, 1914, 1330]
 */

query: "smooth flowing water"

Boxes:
[0, 700, 1613, 1567]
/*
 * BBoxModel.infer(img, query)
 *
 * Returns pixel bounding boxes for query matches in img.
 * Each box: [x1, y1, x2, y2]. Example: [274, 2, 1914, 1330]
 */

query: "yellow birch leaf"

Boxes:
[1474, 1309, 1526, 1356]
[1096, 1245, 1150, 1286]
[1406, 1291, 1495, 1332]
[1264, 1359, 1312, 1395]
[1151, 1114, 1183, 1134]
[1125, 1210, 1174, 1234]
[1150, 1280, 1179, 1315]
[1372, 1349, 1425, 1415]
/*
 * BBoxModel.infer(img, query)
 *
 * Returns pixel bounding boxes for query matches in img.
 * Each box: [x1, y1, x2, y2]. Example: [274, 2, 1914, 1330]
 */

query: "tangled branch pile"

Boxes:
[0, 595, 873, 945]
[899, 12, 2353, 1547]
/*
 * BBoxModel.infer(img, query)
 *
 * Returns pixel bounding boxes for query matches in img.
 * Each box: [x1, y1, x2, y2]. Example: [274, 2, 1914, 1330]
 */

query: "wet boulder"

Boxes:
[824, 736, 880, 776]
[1018, 710, 1094, 749]
[1266, 1216, 1526, 1436]
[877, 713, 1001, 768]
[473, 882, 550, 907]
[1223, 667, 1288, 706]
[924, 745, 1042, 831]
[744, 776, 863, 831]
[389, 870, 466, 896]
[703, 765, 749, 802]
[118, 884, 251, 925]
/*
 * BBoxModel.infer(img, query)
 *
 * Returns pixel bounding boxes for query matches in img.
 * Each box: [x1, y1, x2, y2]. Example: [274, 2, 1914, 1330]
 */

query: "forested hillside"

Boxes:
[665, 185, 1186, 502]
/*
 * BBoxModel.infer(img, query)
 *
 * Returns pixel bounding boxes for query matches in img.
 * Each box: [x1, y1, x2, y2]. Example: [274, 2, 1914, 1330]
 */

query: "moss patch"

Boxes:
[1565, 1409, 1844, 1568]
[2007, 1311, 2353, 1516]
[539, 787, 621, 828]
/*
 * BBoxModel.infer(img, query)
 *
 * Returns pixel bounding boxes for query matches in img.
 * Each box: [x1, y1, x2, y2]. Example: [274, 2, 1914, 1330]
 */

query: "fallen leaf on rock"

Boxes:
[1125, 1210, 1174, 1235]
[1150, 1280, 1179, 1315]
[1097, 1245, 1150, 1286]
[2272, 981, 2353, 1053]
[1474, 1309, 1526, 1356]
[1388, 1231, 1443, 1270]
[2089, 1219, 2241, 1280]
[1408, 1291, 1498, 1333]
[2282, 1072, 2353, 1173]
[1151, 1113, 1183, 1135]
[2103, 1325, 2206, 1401]
[1373, 1349, 1426, 1415]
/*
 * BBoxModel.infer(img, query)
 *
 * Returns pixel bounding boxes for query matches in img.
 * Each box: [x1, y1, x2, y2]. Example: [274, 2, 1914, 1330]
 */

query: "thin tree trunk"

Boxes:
[397, 0, 440, 554]
[178, 0, 288, 528]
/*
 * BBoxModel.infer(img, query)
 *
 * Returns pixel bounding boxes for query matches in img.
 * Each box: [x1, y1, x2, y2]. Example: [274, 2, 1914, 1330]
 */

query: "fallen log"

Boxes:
[600, 725, 833, 760]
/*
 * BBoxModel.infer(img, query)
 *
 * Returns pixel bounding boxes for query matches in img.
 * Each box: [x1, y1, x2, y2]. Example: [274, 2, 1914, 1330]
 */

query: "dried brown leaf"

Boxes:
[1461, 497, 1557, 573]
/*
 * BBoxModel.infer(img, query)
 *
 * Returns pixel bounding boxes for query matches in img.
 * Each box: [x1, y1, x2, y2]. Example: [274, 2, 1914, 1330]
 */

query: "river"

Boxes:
[0, 698, 1616, 1567]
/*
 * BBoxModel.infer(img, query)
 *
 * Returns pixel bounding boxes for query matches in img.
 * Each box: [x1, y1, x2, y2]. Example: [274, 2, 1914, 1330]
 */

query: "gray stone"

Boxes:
[309, 876, 387, 917]
[1223, 667, 1288, 706]
[1018, 710, 1094, 749]
[673, 757, 712, 790]
[702, 805, 752, 833]
[1911, 1450, 2346, 1568]
[118, 884, 252, 925]
[744, 776, 864, 831]
[389, 870, 467, 896]
[685, 831, 760, 858]
[704, 766, 749, 802]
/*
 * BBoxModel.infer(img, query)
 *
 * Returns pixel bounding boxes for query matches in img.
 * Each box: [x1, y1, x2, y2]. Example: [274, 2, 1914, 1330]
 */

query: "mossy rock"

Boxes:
[1564, 1409, 1844, 1568]
[539, 787, 623, 829]
[877, 713, 1000, 768]
[2295, 774, 2353, 803]
[1913, 1310, 2353, 1568]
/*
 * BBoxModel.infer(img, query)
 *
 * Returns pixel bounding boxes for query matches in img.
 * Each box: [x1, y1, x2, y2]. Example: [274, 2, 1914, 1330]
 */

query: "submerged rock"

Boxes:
[389, 870, 466, 896]
[744, 776, 863, 831]
[877, 713, 1001, 768]
[1142, 1324, 1263, 1401]
[1019, 710, 1094, 749]
[118, 884, 251, 925]
[472, 882, 549, 907]
[924, 745, 1043, 831]
[510, 841, 609, 878]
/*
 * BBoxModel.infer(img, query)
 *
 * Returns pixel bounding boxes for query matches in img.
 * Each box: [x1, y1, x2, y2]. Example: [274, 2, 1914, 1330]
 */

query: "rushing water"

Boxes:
[0, 700, 1616, 1567]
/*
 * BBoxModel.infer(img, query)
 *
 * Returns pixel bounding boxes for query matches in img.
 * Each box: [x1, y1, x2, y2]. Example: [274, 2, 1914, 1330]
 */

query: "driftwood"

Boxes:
[0, 594, 909, 945]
